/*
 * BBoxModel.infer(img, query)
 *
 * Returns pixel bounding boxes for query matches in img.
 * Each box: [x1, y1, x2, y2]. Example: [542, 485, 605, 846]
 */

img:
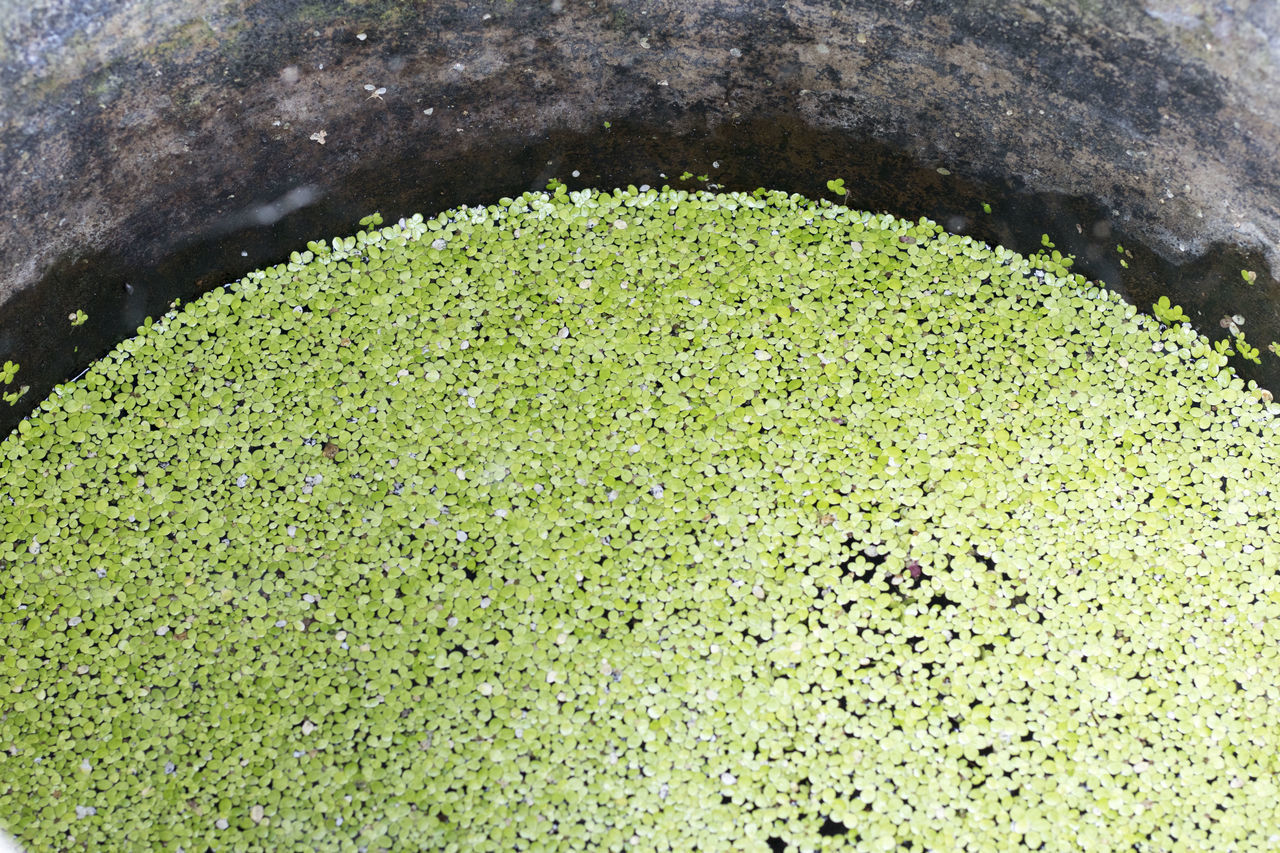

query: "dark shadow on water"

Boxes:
[3, 114, 1276, 437]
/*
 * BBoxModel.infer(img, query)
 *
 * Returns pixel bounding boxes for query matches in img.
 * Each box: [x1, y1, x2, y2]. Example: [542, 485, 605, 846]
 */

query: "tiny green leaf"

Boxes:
[1236, 335, 1261, 364]
[1152, 296, 1188, 325]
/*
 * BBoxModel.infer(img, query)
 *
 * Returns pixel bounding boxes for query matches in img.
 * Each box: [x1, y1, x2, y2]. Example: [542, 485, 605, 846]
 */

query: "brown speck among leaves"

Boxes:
[322, 442, 339, 459]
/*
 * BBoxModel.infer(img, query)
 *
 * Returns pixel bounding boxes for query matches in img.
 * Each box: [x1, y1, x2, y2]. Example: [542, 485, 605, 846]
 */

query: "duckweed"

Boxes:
[3, 187, 1280, 851]
[1152, 295, 1189, 325]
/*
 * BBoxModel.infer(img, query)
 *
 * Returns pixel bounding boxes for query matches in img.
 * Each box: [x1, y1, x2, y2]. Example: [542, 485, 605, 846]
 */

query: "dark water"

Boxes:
[2, 116, 1275, 438]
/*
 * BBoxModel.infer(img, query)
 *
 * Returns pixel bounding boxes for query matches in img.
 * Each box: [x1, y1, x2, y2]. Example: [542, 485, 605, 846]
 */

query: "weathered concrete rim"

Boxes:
[2, 0, 1280, 434]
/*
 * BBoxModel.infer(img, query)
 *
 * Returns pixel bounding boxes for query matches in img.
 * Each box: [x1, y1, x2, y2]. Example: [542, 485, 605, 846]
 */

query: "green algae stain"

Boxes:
[2, 188, 1280, 851]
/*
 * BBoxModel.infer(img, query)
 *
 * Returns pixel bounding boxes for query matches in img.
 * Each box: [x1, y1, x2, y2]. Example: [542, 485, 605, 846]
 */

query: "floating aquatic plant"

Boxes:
[1237, 335, 1262, 365]
[2, 188, 1280, 852]
[1152, 295, 1189, 325]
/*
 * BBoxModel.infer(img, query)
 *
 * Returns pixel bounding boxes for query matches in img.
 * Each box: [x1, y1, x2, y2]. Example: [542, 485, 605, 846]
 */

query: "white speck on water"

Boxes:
[572, 170, 580, 177]
[447, 616, 459, 628]
[495, 508, 508, 518]
[68, 616, 82, 627]
[721, 772, 737, 785]
[755, 349, 771, 360]
[28, 539, 39, 555]
[236, 474, 249, 488]
[165, 762, 176, 774]
[287, 525, 297, 537]
[356, 32, 367, 40]
[559, 327, 570, 338]
[215, 818, 229, 830]
[335, 817, 343, 826]
[275, 620, 288, 628]
[480, 597, 491, 608]
[96, 568, 107, 578]
[303, 594, 317, 603]
[627, 444, 641, 455]
[156, 625, 169, 636]
[650, 484, 664, 498]
[729, 47, 742, 57]
[80, 759, 91, 773]
[431, 238, 448, 250]
[75, 805, 97, 819]
[456, 530, 468, 543]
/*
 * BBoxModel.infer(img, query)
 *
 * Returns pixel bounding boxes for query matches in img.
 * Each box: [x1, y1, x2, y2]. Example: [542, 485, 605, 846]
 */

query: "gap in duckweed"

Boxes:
[3, 187, 1280, 851]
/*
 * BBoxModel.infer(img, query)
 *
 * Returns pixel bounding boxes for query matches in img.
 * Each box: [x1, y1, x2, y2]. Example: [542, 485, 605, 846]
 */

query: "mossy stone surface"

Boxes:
[3, 188, 1280, 851]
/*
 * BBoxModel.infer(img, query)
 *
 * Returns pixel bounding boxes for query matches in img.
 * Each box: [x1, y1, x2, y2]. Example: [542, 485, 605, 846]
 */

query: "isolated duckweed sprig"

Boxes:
[2, 188, 1280, 851]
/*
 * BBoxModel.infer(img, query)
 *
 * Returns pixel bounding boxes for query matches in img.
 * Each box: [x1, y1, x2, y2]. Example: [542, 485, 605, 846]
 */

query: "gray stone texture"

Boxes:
[1, 0, 1278, 427]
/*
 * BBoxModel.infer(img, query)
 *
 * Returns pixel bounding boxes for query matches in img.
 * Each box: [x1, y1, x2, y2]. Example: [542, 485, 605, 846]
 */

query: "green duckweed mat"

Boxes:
[3, 187, 1280, 851]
